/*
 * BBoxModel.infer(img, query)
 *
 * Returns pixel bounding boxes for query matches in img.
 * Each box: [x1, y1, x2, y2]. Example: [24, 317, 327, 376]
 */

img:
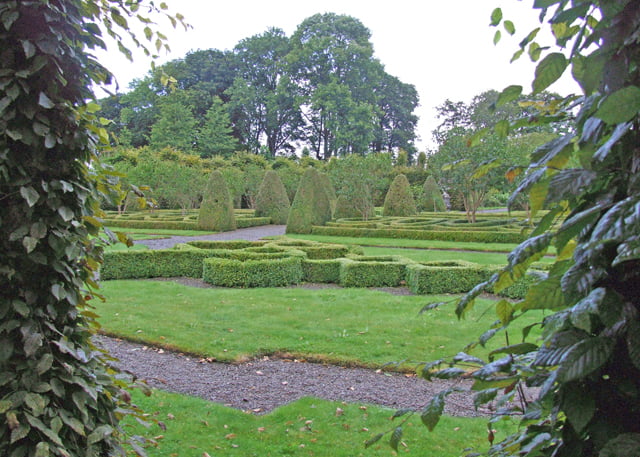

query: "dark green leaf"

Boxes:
[561, 385, 594, 433]
[626, 320, 640, 371]
[569, 288, 604, 332]
[533, 53, 568, 93]
[493, 30, 502, 45]
[434, 367, 466, 379]
[594, 122, 633, 162]
[87, 424, 113, 444]
[595, 86, 640, 125]
[489, 343, 538, 359]
[24, 332, 42, 357]
[473, 356, 512, 378]
[20, 186, 39, 207]
[57, 206, 74, 222]
[558, 336, 614, 382]
[521, 432, 552, 454]
[571, 53, 605, 95]
[389, 427, 403, 451]
[38, 92, 54, 109]
[391, 408, 413, 420]
[496, 300, 514, 325]
[23, 236, 38, 253]
[364, 433, 384, 449]
[34, 442, 49, 457]
[420, 392, 446, 431]
[534, 0, 561, 7]
[599, 433, 640, 457]
[473, 388, 499, 410]
[453, 352, 485, 365]
[546, 169, 598, 204]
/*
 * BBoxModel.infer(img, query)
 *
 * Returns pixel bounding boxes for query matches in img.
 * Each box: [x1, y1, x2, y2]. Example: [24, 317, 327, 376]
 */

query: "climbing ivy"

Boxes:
[370, 1, 640, 455]
[0, 1, 184, 456]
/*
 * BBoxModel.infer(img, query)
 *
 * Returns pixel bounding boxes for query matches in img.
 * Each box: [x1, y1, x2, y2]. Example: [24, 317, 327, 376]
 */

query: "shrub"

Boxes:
[339, 256, 410, 287]
[318, 171, 337, 214]
[102, 249, 212, 279]
[405, 261, 493, 294]
[254, 170, 290, 225]
[198, 170, 236, 231]
[420, 175, 447, 212]
[286, 168, 332, 234]
[382, 174, 417, 217]
[333, 194, 375, 220]
[202, 255, 303, 287]
[302, 259, 342, 283]
[311, 226, 525, 243]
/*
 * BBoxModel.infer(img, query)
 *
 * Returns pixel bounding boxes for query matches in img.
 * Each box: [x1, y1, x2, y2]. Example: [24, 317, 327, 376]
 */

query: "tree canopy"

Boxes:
[102, 14, 419, 159]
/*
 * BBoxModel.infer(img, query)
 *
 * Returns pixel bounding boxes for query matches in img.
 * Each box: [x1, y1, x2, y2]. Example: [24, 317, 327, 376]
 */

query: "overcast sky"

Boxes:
[98, 0, 578, 150]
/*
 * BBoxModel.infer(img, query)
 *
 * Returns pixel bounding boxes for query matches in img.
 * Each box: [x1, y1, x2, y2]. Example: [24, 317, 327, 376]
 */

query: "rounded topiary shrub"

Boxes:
[382, 173, 417, 217]
[286, 168, 332, 234]
[255, 170, 290, 224]
[198, 170, 237, 231]
[420, 175, 447, 212]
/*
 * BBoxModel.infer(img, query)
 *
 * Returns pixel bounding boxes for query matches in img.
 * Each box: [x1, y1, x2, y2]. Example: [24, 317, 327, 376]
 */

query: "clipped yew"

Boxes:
[198, 170, 237, 231]
[420, 175, 447, 212]
[286, 168, 331, 234]
[333, 193, 375, 220]
[318, 171, 337, 214]
[255, 170, 290, 224]
[382, 173, 417, 217]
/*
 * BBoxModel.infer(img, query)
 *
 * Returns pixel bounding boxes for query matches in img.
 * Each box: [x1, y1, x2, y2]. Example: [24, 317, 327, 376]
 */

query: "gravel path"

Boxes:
[110, 225, 515, 416]
[97, 335, 492, 417]
[134, 225, 286, 250]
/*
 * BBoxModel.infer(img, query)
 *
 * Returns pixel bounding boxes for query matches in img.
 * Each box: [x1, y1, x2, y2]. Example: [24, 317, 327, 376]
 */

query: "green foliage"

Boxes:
[401, 2, 640, 457]
[339, 256, 409, 287]
[203, 255, 303, 287]
[286, 168, 332, 234]
[102, 249, 212, 279]
[382, 174, 417, 217]
[301, 259, 342, 283]
[197, 96, 239, 157]
[254, 170, 290, 224]
[0, 1, 185, 456]
[198, 170, 237, 231]
[420, 175, 447, 212]
[149, 95, 197, 152]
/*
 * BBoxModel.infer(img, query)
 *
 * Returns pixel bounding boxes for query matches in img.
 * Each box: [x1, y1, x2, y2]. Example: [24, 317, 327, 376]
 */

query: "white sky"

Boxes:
[98, 0, 579, 151]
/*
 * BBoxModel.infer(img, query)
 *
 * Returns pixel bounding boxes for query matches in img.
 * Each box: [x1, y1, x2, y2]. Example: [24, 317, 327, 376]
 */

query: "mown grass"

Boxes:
[98, 280, 543, 368]
[125, 390, 515, 457]
[280, 234, 521, 253]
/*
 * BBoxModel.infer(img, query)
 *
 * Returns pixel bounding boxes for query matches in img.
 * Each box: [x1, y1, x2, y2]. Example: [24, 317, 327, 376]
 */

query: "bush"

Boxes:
[198, 170, 236, 231]
[420, 175, 446, 212]
[405, 261, 493, 294]
[102, 249, 212, 279]
[311, 226, 525, 243]
[339, 256, 410, 287]
[382, 174, 417, 217]
[333, 194, 375, 220]
[254, 170, 290, 225]
[286, 168, 332, 234]
[203, 255, 303, 287]
[302, 259, 342, 283]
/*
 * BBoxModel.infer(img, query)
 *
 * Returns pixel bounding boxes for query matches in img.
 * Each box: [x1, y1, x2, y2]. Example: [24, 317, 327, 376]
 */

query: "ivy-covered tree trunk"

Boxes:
[0, 1, 181, 455]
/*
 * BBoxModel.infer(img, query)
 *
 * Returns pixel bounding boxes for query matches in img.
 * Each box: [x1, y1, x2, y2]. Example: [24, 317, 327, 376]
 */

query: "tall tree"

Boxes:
[149, 94, 197, 151]
[373, 73, 419, 154]
[198, 96, 238, 157]
[0, 1, 183, 455]
[228, 28, 303, 156]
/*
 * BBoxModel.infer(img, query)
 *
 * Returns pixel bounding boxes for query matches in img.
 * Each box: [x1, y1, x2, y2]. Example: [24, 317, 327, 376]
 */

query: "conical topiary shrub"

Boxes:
[318, 171, 337, 215]
[255, 170, 291, 225]
[286, 168, 332, 234]
[198, 170, 236, 231]
[420, 175, 447, 212]
[382, 173, 417, 217]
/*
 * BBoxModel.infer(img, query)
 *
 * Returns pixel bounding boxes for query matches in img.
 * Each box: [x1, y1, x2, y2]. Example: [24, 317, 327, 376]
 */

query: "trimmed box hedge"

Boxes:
[301, 259, 342, 283]
[101, 249, 213, 279]
[405, 261, 493, 294]
[203, 255, 303, 288]
[311, 226, 525, 244]
[339, 255, 411, 288]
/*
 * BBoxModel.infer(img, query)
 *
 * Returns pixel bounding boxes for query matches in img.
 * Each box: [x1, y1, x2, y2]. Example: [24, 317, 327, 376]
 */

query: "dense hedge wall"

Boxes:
[301, 259, 342, 283]
[406, 261, 493, 294]
[311, 226, 525, 243]
[339, 256, 410, 287]
[203, 256, 303, 287]
[101, 249, 212, 279]
[103, 216, 271, 231]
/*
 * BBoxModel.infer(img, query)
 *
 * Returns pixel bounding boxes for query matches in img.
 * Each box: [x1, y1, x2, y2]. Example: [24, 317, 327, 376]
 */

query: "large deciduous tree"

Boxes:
[0, 1, 183, 455]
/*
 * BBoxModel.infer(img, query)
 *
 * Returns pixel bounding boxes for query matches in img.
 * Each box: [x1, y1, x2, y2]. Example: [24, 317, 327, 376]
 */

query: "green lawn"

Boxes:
[280, 234, 522, 253]
[124, 390, 515, 457]
[98, 280, 543, 368]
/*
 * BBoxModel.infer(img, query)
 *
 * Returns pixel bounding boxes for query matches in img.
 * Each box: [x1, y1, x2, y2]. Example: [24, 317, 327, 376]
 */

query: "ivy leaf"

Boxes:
[533, 53, 567, 93]
[595, 86, 640, 125]
[23, 236, 38, 253]
[38, 92, 55, 109]
[57, 206, 74, 222]
[389, 427, 403, 451]
[20, 186, 39, 207]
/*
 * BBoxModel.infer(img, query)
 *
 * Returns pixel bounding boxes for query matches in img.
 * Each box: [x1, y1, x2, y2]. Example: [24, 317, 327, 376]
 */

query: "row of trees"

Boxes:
[100, 14, 420, 160]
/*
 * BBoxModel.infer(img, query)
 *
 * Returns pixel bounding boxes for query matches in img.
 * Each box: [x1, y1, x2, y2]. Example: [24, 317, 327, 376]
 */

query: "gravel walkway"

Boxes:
[97, 335, 492, 417]
[109, 225, 516, 416]
[134, 225, 286, 250]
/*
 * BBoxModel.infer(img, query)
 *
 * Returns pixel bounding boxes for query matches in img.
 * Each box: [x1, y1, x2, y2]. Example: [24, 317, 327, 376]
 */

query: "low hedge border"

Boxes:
[203, 255, 303, 288]
[104, 216, 271, 232]
[339, 255, 413, 288]
[311, 226, 525, 244]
